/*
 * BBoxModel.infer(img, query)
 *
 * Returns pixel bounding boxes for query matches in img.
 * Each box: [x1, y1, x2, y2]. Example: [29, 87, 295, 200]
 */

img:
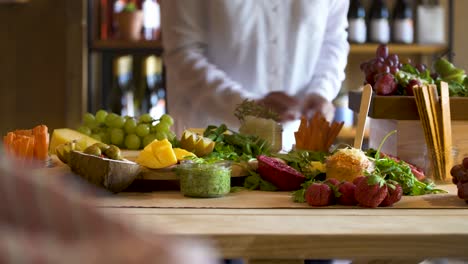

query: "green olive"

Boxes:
[104, 145, 123, 160]
[93, 142, 110, 151]
[84, 145, 102, 157]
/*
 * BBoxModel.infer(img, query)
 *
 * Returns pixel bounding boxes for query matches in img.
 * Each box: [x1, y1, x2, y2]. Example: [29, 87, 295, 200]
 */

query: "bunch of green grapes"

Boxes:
[77, 110, 175, 150]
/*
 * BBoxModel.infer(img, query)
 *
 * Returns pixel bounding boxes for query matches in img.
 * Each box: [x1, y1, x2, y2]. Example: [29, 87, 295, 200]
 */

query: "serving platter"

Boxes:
[121, 150, 253, 180]
[348, 91, 468, 120]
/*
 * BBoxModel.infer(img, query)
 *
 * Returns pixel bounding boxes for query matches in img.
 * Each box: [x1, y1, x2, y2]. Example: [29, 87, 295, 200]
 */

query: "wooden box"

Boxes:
[349, 92, 468, 175]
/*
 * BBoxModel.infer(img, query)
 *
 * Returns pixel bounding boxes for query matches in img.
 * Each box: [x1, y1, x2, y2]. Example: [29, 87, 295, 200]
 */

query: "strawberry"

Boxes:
[353, 176, 366, 186]
[337, 181, 357, 206]
[379, 181, 403, 207]
[354, 175, 388, 208]
[257, 155, 306, 191]
[305, 183, 334, 207]
[324, 178, 340, 187]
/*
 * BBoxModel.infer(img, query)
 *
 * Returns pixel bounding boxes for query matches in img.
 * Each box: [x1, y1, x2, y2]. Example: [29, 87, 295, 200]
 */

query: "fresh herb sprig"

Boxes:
[367, 130, 446, 195]
[234, 99, 280, 122]
[203, 124, 271, 162]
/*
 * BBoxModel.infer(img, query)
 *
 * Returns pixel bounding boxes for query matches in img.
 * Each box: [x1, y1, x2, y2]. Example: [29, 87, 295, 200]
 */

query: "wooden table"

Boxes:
[46, 160, 468, 264]
[100, 207, 468, 264]
[94, 188, 468, 264]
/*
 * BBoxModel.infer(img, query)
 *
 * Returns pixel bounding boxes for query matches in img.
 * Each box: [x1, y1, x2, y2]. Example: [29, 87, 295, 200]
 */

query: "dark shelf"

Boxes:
[90, 39, 163, 55]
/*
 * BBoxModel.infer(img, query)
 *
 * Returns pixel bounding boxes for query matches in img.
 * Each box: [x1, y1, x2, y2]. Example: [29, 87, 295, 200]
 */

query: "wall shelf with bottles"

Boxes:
[350, 43, 447, 55]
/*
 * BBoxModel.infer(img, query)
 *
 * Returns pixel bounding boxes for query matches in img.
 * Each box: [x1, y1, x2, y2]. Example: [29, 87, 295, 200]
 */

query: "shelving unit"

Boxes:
[90, 39, 163, 55]
[350, 44, 448, 55]
[85, 0, 454, 114]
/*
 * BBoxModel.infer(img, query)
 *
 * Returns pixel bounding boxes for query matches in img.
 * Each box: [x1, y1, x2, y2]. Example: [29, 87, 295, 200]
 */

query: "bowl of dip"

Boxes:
[174, 161, 231, 198]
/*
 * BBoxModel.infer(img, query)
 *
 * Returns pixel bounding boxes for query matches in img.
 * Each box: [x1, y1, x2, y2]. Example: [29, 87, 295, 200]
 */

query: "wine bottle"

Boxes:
[111, 55, 135, 117]
[392, 0, 414, 44]
[142, 0, 161, 40]
[347, 0, 367, 44]
[140, 56, 165, 118]
[368, 0, 390, 44]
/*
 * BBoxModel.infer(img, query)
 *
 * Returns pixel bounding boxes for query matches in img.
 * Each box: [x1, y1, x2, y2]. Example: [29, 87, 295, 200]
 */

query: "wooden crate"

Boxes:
[349, 92, 468, 178]
[367, 119, 468, 173]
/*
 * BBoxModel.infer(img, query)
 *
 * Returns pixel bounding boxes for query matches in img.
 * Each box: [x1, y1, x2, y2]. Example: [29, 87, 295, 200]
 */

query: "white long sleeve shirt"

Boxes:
[162, 0, 350, 140]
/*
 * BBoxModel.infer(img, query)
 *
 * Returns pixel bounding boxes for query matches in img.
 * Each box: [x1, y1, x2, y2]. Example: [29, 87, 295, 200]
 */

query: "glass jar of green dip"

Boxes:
[175, 161, 231, 198]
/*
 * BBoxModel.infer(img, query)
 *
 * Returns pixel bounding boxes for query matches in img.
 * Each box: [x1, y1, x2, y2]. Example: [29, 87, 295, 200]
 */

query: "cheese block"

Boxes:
[49, 128, 100, 154]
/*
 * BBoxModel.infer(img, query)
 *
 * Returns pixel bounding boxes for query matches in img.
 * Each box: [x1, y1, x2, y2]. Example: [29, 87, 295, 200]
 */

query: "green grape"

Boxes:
[153, 122, 170, 133]
[142, 133, 158, 147]
[83, 113, 96, 126]
[124, 118, 137, 134]
[138, 113, 154, 123]
[110, 128, 125, 146]
[105, 113, 119, 127]
[77, 126, 91, 136]
[135, 124, 150, 137]
[125, 134, 141, 150]
[155, 131, 166, 140]
[159, 114, 174, 126]
[111, 116, 125, 128]
[95, 109, 108, 124]
[98, 131, 110, 144]
[150, 124, 159, 133]
[90, 133, 102, 142]
[107, 114, 125, 128]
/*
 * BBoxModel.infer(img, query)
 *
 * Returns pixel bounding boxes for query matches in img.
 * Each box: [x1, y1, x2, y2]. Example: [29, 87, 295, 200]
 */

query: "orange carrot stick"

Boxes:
[32, 125, 49, 160]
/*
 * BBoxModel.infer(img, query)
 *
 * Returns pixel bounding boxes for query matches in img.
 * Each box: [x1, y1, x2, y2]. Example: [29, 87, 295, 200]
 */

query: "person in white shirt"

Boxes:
[161, 0, 350, 151]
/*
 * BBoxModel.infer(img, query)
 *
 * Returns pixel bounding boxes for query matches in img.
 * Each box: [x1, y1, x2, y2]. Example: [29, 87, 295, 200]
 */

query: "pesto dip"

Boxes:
[175, 161, 231, 198]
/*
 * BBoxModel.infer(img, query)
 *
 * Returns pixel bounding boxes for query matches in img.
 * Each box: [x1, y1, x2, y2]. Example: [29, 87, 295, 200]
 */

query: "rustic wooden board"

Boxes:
[137, 161, 253, 180]
[104, 150, 252, 180]
[95, 184, 467, 209]
[348, 91, 468, 120]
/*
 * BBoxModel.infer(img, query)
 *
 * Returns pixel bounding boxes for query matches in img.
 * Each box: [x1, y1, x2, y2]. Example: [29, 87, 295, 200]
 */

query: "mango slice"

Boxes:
[136, 138, 178, 169]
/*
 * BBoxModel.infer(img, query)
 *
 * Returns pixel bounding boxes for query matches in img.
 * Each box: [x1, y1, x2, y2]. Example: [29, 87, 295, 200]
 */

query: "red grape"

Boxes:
[366, 72, 376, 86]
[388, 54, 399, 65]
[376, 44, 389, 59]
[415, 63, 427, 73]
[463, 157, 468, 170]
[405, 79, 422, 96]
[390, 66, 399, 74]
[451, 164, 468, 182]
[374, 73, 397, 95]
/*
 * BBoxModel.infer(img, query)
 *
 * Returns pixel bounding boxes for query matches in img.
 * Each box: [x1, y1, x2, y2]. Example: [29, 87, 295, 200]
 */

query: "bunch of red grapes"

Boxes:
[360, 44, 427, 96]
[450, 158, 468, 204]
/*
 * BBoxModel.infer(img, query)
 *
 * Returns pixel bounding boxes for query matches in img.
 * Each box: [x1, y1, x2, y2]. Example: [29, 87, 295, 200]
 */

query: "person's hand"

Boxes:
[256, 91, 300, 122]
[300, 94, 335, 122]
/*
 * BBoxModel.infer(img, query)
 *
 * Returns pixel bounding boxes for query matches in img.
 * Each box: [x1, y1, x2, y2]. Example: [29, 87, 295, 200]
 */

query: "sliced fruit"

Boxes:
[173, 148, 196, 162]
[257, 155, 306, 191]
[49, 128, 100, 154]
[136, 138, 178, 169]
[179, 130, 215, 157]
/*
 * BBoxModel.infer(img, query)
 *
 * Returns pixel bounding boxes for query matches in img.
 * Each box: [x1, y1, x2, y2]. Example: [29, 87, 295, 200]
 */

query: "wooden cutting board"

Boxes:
[121, 150, 253, 180]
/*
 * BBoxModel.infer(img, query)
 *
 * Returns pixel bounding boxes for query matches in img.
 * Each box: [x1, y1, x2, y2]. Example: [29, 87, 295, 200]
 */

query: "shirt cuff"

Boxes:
[303, 76, 341, 102]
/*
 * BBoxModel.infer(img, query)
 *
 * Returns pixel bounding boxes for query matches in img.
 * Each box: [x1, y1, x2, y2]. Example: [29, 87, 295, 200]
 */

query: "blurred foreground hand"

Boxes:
[0, 147, 219, 264]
